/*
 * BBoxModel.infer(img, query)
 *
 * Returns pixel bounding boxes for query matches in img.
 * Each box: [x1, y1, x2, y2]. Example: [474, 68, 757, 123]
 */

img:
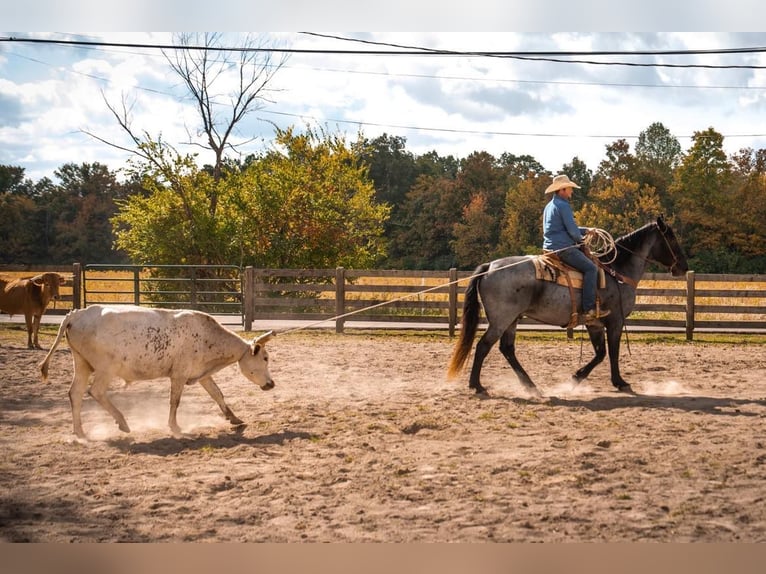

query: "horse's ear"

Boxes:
[657, 215, 667, 231]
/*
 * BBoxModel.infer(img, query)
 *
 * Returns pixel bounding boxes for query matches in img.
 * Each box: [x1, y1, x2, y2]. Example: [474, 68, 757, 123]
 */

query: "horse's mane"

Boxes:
[600, 221, 658, 267]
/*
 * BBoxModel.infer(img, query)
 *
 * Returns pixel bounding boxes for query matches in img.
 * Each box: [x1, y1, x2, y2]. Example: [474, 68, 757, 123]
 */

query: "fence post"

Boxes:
[685, 270, 695, 341]
[189, 267, 198, 309]
[335, 267, 345, 334]
[133, 268, 141, 306]
[243, 266, 254, 331]
[448, 268, 458, 337]
[72, 262, 82, 309]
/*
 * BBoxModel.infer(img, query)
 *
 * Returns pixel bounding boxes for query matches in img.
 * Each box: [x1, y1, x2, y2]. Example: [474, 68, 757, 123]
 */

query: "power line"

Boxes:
[4, 35, 766, 69]
[5, 46, 765, 143]
[260, 109, 766, 141]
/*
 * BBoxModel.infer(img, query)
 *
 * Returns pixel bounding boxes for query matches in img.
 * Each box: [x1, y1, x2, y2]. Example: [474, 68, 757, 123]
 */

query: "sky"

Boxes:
[3, 3, 766, 183]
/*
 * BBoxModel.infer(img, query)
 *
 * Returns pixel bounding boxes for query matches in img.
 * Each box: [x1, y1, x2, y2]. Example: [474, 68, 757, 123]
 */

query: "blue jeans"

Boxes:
[558, 246, 598, 313]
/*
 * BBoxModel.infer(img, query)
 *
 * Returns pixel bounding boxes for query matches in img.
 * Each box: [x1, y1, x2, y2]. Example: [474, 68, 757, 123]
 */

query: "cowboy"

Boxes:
[542, 174, 610, 325]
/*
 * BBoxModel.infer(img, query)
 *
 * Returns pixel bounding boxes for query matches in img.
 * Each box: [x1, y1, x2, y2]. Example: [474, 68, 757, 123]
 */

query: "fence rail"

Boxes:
[2, 265, 765, 340]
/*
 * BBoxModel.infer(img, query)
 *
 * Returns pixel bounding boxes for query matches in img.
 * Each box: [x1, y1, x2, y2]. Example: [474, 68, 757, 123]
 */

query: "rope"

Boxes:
[277, 244, 581, 336]
[583, 228, 617, 263]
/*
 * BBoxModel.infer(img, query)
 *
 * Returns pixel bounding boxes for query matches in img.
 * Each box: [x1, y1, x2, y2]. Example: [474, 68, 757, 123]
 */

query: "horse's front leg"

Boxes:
[572, 324, 606, 383]
[605, 322, 634, 393]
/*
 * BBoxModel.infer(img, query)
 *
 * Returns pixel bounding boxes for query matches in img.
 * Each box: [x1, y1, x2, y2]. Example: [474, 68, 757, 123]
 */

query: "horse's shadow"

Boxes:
[513, 392, 766, 416]
[107, 428, 318, 456]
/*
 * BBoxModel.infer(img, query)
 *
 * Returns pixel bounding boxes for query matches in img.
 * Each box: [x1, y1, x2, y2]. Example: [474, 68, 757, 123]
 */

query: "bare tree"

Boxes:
[164, 32, 287, 184]
[85, 32, 287, 218]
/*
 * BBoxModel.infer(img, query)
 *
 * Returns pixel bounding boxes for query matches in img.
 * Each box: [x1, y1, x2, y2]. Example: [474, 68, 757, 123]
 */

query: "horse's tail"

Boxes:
[447, 263, 488, 379]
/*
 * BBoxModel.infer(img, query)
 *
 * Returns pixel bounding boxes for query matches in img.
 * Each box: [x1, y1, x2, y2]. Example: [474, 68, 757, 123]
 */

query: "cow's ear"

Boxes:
[252, 343, 262, 356]
[31, 275, 45, 286]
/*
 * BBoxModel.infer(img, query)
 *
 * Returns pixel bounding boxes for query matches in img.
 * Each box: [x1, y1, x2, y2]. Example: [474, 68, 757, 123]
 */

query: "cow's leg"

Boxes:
[69, 353, 94, 439]
[24, 311, 34, 349]
[198, 376, 244, 426]
[168, 377, 186, 437]
[31, 314, 42, 349]
[88, 372, 130, 434]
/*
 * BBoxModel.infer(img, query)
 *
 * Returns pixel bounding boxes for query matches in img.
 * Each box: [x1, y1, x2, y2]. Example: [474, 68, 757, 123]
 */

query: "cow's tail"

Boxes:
[39, 310, 74, 382]
[447, 263, 488, 379]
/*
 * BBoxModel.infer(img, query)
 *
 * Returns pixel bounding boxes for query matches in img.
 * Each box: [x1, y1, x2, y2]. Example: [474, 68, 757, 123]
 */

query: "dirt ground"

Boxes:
[1, 324, 765, 542]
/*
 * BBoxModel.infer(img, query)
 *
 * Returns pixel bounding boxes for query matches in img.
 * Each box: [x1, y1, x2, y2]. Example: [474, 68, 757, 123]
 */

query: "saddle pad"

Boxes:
[532, 255, 605, 290]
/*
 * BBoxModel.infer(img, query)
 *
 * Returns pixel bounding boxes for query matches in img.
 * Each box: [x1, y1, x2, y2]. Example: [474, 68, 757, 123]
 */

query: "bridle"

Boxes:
[613, 222, 682, 276]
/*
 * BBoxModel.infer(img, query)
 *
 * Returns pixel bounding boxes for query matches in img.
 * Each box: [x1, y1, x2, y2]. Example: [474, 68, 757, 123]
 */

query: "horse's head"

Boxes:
[652, 216, 689, 276]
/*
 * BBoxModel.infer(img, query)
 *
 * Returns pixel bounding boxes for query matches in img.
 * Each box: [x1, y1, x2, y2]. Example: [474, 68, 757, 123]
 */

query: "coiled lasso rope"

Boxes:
[584, 227, 617, 263]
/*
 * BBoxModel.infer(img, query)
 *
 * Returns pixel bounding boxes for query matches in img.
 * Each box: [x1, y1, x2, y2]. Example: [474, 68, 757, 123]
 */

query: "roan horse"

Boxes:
[448, 216, 689, 396]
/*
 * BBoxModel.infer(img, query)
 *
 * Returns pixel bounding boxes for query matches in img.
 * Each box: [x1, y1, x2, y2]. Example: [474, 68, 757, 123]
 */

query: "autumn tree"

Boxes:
[724, 147, 766, 270]
[576, 176, 663, 236]
[390, 175, 464, 269]
[451, 193, 496, 267]
[112, 126, 389, 270]
[635, 122, 683, 215]
[45, 163, 130, 263]
[499, 175, 550, 255]
[668, 127, 733, 263]
[560, 156, 593, 212]
[0, 166, 41, 263]
[593, 139, 637, 189]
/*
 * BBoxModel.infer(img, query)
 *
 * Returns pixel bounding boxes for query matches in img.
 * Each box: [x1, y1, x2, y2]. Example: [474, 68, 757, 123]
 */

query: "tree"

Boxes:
[593, 139, 637, 187]
[0, 166, 39, 263]
[162, 33, 288, 186]
[390, 175, 463, 269]
[45, 163, 130, 263]
[668, 127, 733, 259]
[635, 122, 682, 214]
[88, 33, 287, 225]
[559, 156, 592, 212]
[359, 133, 418, 209]
[451, 193, 496, 267]
[727, 147, 766, 264]
[576, 177, 663, 236]
[112, 126, 389, 269]
[499, 175, 550, 256]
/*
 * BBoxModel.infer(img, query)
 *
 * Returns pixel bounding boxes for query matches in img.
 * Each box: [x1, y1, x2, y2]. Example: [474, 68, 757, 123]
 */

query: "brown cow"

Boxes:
[0, 272, 68, 349]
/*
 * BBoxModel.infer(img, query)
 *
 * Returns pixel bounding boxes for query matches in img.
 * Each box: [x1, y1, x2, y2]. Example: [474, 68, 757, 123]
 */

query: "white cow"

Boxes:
[38, 305, 275, 440]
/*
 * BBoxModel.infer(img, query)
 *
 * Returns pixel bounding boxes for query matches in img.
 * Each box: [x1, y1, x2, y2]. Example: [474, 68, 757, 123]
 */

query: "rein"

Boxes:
[604, 222, 680, 283]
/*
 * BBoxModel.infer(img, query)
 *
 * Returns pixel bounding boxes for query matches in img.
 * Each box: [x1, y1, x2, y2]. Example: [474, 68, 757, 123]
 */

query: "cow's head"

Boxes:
[238, 330, 275, 390]
[31, 273, 67, 300]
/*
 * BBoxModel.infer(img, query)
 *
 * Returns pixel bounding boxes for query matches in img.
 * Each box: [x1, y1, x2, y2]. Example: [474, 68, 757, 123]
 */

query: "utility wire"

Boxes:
[4, 35, 766, 69]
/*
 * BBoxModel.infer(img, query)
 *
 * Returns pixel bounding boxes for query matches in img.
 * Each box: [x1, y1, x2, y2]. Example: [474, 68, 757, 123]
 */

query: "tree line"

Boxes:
[2, 121, 765, 273]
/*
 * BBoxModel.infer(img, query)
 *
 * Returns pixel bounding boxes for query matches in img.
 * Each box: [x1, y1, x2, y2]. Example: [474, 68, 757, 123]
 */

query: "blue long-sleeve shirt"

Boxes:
[542, 194, 587, 251]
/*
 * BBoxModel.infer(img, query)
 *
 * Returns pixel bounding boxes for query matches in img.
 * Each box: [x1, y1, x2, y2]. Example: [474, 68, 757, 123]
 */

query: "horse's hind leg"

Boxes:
[573, 324, 607, 383]
[498, 325, 542, 398]
[467, 326, 504, 395]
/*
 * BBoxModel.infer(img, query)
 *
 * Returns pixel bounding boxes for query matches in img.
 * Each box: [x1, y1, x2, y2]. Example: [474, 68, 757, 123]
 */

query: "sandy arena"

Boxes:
[1, 324, 765, 542]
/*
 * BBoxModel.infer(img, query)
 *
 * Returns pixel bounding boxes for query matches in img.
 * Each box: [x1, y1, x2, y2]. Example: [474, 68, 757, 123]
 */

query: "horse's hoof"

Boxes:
[472, 387, 490, 398]
[617, 384, 636, 394]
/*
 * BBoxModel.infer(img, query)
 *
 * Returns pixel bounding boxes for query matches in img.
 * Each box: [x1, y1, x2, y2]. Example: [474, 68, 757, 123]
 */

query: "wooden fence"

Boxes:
[242, 267, 766, 340]
[2, 265, 766, 340]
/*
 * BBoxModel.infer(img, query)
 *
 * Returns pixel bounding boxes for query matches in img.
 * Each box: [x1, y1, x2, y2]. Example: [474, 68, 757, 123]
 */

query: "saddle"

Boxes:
[531, 251, 607, 329]
[532, 253, 606, 291]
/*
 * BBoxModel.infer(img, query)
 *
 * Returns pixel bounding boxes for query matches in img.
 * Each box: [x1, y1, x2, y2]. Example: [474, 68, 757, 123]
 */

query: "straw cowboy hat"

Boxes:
[545, 174, 581, 194]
